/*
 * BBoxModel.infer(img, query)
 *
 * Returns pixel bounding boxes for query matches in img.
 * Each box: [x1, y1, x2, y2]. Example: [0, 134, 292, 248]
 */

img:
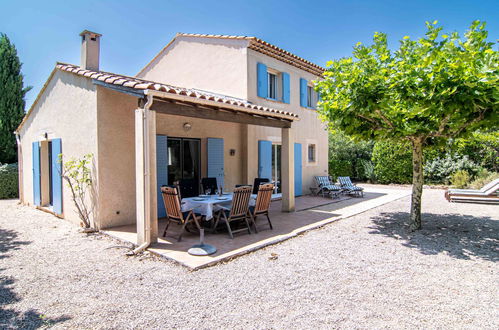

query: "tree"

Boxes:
[316, 21, 498, 231]
[0, 33, 31, 164]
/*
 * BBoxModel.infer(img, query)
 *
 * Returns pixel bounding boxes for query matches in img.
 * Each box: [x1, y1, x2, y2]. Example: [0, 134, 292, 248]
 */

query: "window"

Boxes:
[307, 85, 318, 109]
[268, 72, 278, 100]
[308, 144, 316, 162]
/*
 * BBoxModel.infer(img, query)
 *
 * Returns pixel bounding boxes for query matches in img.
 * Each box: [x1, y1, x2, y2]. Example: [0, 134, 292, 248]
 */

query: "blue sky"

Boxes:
[1, 0, 497, 109]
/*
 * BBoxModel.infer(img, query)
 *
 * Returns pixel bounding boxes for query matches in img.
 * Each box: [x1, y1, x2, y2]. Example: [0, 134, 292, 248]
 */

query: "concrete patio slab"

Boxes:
[103, 185, 411, 269]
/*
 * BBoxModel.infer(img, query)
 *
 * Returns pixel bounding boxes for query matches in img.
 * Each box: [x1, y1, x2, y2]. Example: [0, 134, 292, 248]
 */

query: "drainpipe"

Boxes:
[132, 93, 154, 255]
[15, 132, 23, 204]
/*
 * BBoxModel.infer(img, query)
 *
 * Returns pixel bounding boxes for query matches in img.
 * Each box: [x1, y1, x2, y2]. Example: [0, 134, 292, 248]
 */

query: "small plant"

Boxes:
[59, 154, 94, 229]
[450, 170, 471, 189]
[468, 169, 499, 189]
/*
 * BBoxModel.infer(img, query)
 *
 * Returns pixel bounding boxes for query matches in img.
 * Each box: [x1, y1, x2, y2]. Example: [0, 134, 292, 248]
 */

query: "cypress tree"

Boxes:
[0, 33, 31, 164]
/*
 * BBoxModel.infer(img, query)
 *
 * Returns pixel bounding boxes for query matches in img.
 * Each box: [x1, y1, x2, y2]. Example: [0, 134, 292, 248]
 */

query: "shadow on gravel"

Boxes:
[368, 212, 499, 262]
[0, 228, 71, 329]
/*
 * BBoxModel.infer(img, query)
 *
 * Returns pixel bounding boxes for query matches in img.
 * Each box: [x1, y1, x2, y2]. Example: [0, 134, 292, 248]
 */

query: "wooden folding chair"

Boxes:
[213, 186, 253, 239]
[249, 183, 274, 233]
[161, 186, 201, 242]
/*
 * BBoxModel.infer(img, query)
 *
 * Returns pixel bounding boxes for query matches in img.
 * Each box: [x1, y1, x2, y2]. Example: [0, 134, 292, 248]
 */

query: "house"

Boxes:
[15, 30, 328, 245]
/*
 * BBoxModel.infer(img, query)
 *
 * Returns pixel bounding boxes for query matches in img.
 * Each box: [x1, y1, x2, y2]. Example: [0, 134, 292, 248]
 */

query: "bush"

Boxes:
[328, 132, 373, 181]
[424, 154, 480, 184]
[451, 131, 498, 172]
[468, 169, 499, 189]
[371, 141, 413, 184]
[450, 170, 471, 188]
[0, 163, 18, 199]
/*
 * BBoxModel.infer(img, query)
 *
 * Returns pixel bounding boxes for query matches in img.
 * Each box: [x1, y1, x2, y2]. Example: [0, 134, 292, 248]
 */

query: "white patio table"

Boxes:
[181, 194, 234, 220]
[181, 193, 282, 220]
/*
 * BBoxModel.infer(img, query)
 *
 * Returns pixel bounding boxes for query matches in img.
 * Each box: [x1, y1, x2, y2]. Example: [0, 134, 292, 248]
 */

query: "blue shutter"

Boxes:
[258, 140, 272, 181]
[282, 72, 290, 104]
[207, 138, 224, 188]
[51, 138, 63, 215]
[300, 78, 308, 107]
[294, 143, 302, 196]
[257, 62, 268, 98]
[156, 135, 168, 218]
[32, 142, 41, 206]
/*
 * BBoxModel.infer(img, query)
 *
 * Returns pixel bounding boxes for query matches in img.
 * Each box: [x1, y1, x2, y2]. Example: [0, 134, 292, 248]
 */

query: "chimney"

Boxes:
[79, 30, 102, 71]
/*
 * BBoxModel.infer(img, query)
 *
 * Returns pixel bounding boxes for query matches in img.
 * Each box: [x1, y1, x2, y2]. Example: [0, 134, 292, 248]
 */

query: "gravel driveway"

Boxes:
[1, 188, 498, 329]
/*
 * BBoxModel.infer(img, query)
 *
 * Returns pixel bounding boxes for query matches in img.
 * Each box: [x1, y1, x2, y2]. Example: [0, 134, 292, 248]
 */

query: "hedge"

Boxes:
[371, 141, 413, 184]
[0, 163, 19, 199]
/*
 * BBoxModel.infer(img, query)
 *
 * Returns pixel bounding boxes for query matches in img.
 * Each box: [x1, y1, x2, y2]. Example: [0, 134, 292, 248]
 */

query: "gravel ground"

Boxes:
[1, 188, 498, 329]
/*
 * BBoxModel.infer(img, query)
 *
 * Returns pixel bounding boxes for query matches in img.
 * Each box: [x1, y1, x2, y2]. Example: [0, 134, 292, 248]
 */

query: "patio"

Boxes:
[103, 185, 411, 269]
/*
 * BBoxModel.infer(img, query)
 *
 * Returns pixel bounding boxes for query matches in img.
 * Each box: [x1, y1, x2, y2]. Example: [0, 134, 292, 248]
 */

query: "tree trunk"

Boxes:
[410, 137, 424, 231]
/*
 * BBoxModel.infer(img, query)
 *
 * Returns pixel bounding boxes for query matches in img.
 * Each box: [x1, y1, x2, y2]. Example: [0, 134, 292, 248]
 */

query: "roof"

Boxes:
[16, 63, 298, 132]
[143, 33, 325, 77]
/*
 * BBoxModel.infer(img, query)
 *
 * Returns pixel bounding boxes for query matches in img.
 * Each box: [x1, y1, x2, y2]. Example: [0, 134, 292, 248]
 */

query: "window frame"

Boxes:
[267, 71, 278, 100]
[308, 144, 316, 163]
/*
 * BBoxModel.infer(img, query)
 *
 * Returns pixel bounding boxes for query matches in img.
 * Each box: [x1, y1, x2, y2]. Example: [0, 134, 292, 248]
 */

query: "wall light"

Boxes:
[183, 122, 192, 131]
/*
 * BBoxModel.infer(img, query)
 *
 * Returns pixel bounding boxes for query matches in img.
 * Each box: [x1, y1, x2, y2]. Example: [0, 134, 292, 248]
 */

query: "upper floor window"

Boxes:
[300, 78, 319, 109]
[268, 71, 278, 100]
[257, 62, 290, 104]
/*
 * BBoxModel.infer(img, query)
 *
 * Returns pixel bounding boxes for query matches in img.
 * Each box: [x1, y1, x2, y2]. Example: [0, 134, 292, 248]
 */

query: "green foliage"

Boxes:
[60, 154, 94, 228]
[328, 132, 373, 181]
[468, 169, 499, 189]
[0, 163, 18, 199]
[316, 20, 498, 143]
[451, 131, 498, 172]
[317, 21, 498, 229]
[450, 170, 471, 188]
[0, 34, 31, 163]
[424, 154, 480, 184]
[371, 141, 413, 184]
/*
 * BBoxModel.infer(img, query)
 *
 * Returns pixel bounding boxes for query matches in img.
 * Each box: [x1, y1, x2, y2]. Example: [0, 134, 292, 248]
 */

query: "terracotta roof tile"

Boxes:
[56, 63, 299, 120]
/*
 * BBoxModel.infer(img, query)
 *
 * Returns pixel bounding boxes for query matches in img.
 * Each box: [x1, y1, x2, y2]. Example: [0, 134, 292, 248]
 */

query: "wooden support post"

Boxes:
[135, 108, 158, 245]
[281, 127, 295, 212]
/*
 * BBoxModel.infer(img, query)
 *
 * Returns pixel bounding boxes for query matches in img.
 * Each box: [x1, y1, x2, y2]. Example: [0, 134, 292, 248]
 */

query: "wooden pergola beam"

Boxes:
[151, 98, 292, 128]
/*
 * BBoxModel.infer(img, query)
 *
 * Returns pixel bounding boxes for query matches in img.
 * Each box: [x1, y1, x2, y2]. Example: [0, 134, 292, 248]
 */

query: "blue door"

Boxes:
[32, 142, 41, 206]
[51, 138, 63, 215]
[294, 143, 302, 196]
[207, 138, 224, 188]
[258, 140, 272, 180]
[156, 135, 168, 218]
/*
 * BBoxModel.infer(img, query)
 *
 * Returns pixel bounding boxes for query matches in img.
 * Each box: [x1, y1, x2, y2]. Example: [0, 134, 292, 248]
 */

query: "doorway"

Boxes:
[167, 137, 201, 193]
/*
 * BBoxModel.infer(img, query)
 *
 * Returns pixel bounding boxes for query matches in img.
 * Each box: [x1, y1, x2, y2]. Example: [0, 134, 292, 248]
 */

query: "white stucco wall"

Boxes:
[245, 49, 329, 192]
[137, 36, 249, 99]
[18, 70, 98, 225]
[95, 87, 138, 229]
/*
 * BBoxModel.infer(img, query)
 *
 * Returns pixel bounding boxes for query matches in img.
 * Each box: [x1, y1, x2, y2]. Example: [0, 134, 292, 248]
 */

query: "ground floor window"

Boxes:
[308, 144, 316, 162]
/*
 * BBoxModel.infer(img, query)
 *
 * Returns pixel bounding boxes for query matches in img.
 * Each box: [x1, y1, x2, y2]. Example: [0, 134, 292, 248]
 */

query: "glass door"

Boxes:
[272, 144, 281, 193]
[167, 138, 201, 195]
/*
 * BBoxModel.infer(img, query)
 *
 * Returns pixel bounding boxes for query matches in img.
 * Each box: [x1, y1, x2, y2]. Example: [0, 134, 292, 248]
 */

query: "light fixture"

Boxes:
[183, 122, 192, 131]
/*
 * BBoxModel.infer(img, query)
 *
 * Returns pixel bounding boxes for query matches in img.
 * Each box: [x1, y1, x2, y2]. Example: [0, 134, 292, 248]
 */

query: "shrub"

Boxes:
[0, 163, 18, 199]
[468, 169, 499, 189]
[451, 131, 498, 172]
[371, 141, 413, 184]
[450, 170, 471, 188]
[424, 154, 480, 184]
[328, 132, 373, 181]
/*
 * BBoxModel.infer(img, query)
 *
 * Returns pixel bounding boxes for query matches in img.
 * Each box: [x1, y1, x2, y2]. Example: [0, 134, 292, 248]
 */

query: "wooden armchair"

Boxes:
[213, 186, 253, 239]
[249, 183, 274, 233]
[161, 186, 201, 242]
